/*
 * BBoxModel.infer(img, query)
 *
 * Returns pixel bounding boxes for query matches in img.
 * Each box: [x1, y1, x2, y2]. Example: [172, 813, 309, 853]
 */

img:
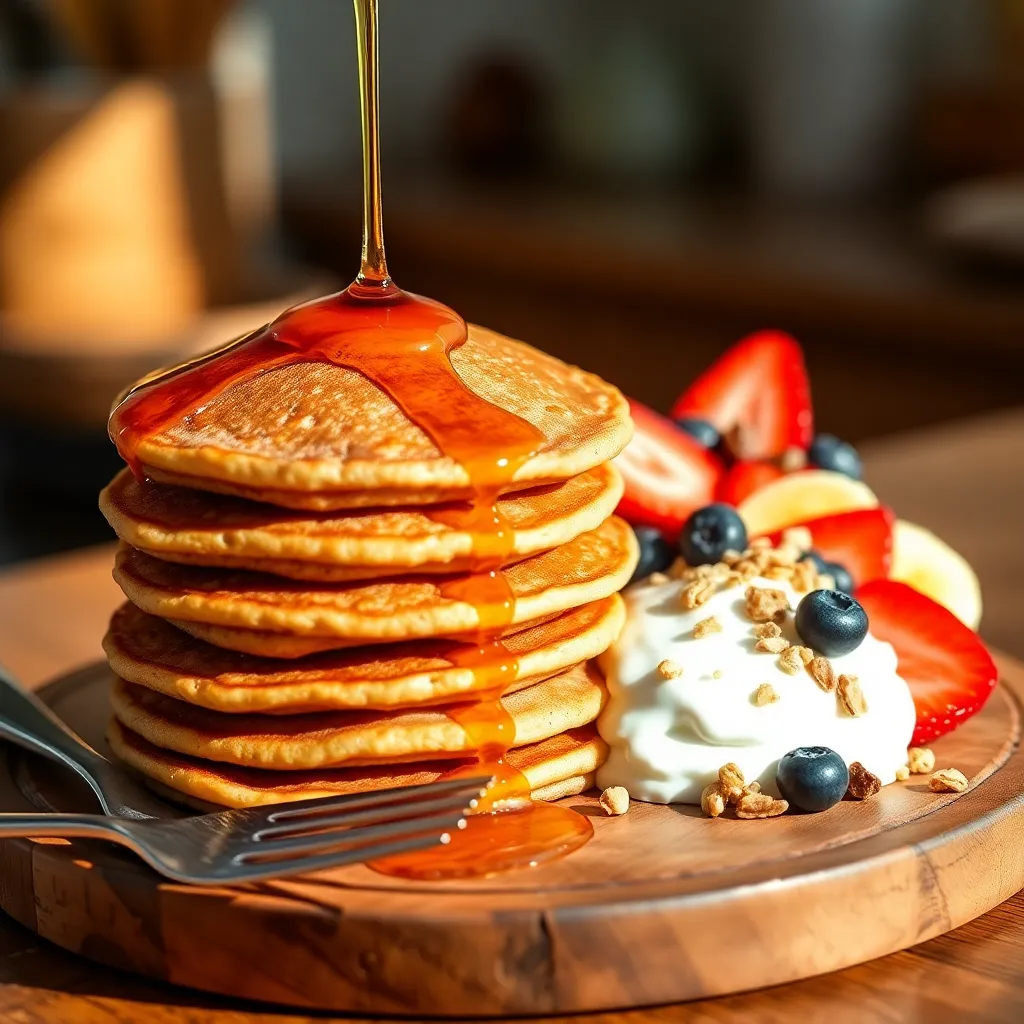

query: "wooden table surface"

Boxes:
[1, 408, 1022, 1023]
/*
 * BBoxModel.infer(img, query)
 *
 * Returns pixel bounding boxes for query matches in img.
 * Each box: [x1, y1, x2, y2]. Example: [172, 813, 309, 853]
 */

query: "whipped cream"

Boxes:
[597, 575, 916, 803]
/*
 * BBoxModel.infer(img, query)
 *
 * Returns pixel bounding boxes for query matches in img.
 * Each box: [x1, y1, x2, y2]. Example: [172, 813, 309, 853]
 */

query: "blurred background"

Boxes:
[0, 0, 1022, 566]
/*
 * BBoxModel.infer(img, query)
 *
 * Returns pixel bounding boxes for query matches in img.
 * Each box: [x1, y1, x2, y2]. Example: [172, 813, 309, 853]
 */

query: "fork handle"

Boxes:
[0, 665, 109, 785]
[0, 812, 123, 842]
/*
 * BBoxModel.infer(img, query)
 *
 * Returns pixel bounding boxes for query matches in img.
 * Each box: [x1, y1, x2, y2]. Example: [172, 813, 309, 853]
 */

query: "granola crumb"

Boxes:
[743, 780, 761, 795]
[700, 781, 727, 818]
[599, 786, 630, 816]
[686, 563, 719, 582]
[681, 578, 716, 610]
[754, 621, 783, 639]
[736, 792, 789, 818]
[930, 768, 969, 793]
[808, 655, 836, 692]
[749, 536, 773, 551]
[837, 674, 868, 716]
[721, 549, 744, 567]
[845, 762, 882, 800]
[712, 668, 724, 679]
[648, 571, 670, 585]
[895, 765, 911, 781]
[790, 559, 819, 593]
[657, 659, 684, 680]
[781, 525, 813, 551]
[693, 615, 723, 639]
[769, 542, 803, 568]
[718, 763, 746, 804]
[753, 682, 780, 706]
[908, 747, 935, 774]
[778, 646, 806, 675]
[734, 558, 763, 583]
[744, 586, 790, 623]
[755, 635, 791, 654]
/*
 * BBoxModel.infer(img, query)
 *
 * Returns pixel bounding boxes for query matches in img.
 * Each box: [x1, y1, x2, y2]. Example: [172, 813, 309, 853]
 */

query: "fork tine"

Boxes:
[230, 828, 455, 883]
[235, 809, 467, 864]
[253, 789, 480, 840]
[257, 775, 493, 824]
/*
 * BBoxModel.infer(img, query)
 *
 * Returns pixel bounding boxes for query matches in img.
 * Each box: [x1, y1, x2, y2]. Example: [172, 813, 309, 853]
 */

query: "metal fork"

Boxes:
[0, 778, 488, 884]
[0, 666, 489, 882]
[0, 663, 172, 819]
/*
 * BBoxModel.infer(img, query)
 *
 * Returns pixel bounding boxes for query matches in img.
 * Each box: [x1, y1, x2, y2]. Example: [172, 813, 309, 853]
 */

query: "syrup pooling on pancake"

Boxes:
[104, 0, 594, 877]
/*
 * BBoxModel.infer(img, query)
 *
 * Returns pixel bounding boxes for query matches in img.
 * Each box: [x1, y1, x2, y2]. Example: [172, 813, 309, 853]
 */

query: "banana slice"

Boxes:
[891, 520, 982, 630]
[737, 470, 878, 537]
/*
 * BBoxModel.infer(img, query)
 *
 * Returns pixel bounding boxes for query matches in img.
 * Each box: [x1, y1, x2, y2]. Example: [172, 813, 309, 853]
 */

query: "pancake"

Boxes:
[535, 773, 595, 802]
[129, 324, 632, 509]
[107, 716, 608, 808]
[99, 463, 623, 582]
[112, 516, 638, 650]
[109, 661, 607, 770]
[104, 596, 625, 713]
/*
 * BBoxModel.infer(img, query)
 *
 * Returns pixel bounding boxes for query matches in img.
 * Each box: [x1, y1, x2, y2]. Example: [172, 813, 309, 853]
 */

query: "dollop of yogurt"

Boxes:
[597, 575, 916, 803]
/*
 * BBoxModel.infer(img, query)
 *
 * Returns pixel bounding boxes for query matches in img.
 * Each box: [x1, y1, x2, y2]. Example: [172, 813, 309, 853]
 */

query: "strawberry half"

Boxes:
[858, 579, 998, 746]
[717, 461, 784, 507]
[760, 506, 895, 585]
[615, 399, 724, 538]
[671, 330, 813, 460]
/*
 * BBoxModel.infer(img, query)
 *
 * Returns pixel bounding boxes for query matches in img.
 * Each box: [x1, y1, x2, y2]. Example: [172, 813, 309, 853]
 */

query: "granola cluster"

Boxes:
[894, 747, 969, 794]
[885, 746, 969, 796]
[700, 762, 788, 819]
[670, 528, 835, 602]
[845, 761, 882, 799]
[929, 768, 969, 793]
[599, 786, 630, 816]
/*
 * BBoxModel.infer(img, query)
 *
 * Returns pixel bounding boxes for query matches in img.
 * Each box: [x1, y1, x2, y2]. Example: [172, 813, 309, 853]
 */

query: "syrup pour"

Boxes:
[106, 0, 593, 878]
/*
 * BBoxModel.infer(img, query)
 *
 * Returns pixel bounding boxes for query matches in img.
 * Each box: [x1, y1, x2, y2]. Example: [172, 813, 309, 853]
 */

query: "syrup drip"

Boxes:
[106, 0, 593, 878]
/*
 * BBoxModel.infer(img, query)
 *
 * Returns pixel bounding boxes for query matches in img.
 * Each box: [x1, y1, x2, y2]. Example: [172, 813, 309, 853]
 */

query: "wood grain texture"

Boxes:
[0, 656, 1021, 1015]
[3, 892, 1024, 1024]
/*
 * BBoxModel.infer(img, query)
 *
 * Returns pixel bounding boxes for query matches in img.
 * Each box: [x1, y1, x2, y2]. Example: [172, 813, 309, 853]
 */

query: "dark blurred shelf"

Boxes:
[283, 173, 1023, 447]
[284, 174, 1024, 357]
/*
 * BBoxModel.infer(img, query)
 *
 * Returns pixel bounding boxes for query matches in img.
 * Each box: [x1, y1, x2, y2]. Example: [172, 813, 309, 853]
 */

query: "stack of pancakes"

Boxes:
[100, 324, 637, 808]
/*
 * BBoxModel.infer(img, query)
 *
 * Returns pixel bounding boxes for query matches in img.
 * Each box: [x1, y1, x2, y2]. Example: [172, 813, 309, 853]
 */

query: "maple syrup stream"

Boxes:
[107, 0, 592, 878]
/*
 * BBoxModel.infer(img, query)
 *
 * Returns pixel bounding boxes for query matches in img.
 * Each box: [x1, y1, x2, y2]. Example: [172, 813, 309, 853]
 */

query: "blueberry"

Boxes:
[822, 560, 855, 595]
[629, 525, 676, 583]
[795, 589, 868, 656]
[674, 417, 720, 451]
[808, 434, 863, 480]
[804, 550, 855, 593]
[679, 503, 747, 566]
[777, 746, 849, 813]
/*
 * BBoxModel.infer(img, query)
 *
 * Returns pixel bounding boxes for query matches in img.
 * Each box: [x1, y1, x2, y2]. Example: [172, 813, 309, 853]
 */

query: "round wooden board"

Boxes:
[1, 656, 1022, 1017]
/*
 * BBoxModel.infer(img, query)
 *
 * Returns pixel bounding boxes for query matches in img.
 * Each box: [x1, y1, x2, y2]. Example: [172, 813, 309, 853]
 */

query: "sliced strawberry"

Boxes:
[717, 461, 784, 507]
[671, 331, 813, 460]
[760, 507, 895, 584]
[615, 399, 724, 538]
[858, 579, 998, 746]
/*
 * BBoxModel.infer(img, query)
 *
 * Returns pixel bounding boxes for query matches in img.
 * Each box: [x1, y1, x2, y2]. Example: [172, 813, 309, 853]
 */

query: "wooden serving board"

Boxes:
[1, 656, 1022, 1017]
